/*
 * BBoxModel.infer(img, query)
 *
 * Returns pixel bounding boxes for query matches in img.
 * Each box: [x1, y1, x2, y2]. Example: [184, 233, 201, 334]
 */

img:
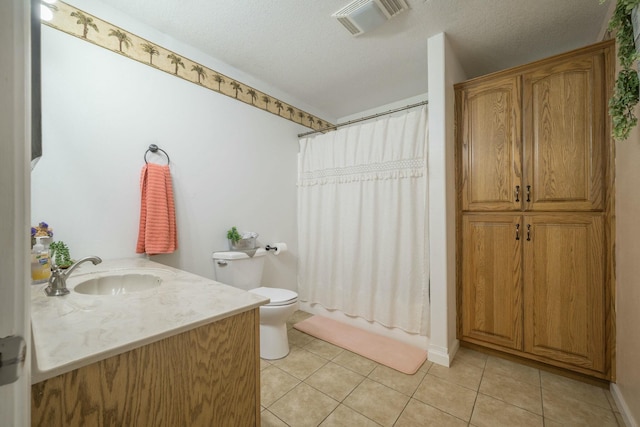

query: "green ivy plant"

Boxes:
[226, 226, 242, 244]
[602, 0, 640, 140]
[49, 241, 73, 268]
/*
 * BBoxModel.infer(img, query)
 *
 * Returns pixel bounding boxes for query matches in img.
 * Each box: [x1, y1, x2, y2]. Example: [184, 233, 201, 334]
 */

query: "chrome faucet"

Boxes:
[45, 256, 102, 297]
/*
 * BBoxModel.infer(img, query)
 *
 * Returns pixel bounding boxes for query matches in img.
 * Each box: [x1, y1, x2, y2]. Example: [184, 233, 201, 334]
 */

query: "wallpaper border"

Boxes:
[42, 1, 334, 131]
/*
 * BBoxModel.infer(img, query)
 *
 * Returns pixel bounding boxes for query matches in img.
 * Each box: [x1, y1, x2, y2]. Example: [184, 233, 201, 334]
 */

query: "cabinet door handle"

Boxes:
[515, 185, 520, 202]
[515, 224, 520, 240]
[526, 224, 531, 241]
[526, 185, 531, 202]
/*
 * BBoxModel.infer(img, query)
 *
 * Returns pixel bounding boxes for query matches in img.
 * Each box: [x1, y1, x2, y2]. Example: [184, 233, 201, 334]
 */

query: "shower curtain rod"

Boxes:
[297, 100, 428, 138]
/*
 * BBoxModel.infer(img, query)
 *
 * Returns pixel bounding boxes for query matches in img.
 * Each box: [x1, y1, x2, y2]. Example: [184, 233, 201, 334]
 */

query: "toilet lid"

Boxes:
[249, 287, 298, 306]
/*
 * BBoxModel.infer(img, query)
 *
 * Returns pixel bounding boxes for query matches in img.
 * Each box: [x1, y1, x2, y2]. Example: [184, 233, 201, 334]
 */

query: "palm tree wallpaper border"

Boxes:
[44, 2, 333, 131]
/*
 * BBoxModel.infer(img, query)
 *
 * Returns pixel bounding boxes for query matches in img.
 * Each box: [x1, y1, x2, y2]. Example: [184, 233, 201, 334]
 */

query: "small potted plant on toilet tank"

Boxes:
[226, 226, 258, 250]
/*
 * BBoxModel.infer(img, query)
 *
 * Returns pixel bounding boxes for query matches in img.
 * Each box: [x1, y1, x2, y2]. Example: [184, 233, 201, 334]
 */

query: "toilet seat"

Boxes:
[249, 287, 298, 306]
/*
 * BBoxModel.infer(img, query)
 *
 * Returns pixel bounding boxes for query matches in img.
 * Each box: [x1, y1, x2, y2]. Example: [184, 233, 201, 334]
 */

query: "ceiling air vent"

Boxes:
[332, 0, 409, 36]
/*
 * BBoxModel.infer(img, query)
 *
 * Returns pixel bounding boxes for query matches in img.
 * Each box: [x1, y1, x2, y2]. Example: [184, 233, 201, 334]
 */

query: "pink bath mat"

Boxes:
[293, 315, 427, 375]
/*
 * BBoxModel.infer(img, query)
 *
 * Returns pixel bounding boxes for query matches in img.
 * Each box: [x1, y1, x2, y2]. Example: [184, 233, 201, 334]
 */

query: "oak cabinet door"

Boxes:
[523, 50, 606, 211]
[523, 214, 605, 372]
[459, 76, 522, 211]
[462, 214, 523, 349]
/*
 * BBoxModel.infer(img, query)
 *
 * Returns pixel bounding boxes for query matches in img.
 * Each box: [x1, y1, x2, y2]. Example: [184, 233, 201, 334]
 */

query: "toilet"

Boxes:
[213, 248, 298, 359]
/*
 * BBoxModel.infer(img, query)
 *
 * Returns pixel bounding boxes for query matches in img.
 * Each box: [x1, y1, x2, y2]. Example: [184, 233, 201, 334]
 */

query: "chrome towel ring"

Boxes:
[144, 144, 170, 165]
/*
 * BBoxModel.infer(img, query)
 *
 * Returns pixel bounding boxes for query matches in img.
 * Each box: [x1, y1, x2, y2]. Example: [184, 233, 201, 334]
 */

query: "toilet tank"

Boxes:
[212, 248, 266, 290]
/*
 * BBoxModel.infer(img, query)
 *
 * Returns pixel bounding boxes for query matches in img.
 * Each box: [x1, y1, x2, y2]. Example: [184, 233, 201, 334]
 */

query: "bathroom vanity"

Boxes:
[30, 258, 268, 426]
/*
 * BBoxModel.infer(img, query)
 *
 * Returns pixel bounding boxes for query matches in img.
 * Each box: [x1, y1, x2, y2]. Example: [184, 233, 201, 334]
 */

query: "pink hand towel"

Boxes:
[136, 163, 177, 255]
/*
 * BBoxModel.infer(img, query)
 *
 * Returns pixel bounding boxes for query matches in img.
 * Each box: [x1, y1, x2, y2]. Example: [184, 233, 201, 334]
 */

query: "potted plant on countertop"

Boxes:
[601, 0, 640, 140]
[49, 241, 74, 269]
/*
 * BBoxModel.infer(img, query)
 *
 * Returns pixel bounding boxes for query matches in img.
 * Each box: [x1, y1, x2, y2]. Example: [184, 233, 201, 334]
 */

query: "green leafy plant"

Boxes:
[602, 0, 640, 140]
[226, 226, 242, 244]
[49, 241, 73, 268]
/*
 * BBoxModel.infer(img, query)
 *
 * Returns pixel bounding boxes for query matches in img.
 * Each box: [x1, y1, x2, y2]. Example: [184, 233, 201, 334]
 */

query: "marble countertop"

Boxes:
[30, 257, 268, 384]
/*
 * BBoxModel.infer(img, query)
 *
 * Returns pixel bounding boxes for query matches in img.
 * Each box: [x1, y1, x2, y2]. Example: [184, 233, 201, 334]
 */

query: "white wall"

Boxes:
[427, 32, 467, 366]
[337, 92, 428, 123]
[444, 33, 467, 354]
[31, 6, 307, 290]
[612, 101, 640, 427]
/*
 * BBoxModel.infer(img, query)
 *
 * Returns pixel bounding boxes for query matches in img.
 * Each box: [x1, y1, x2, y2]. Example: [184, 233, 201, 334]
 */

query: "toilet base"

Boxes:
[259, 323, 290, 360]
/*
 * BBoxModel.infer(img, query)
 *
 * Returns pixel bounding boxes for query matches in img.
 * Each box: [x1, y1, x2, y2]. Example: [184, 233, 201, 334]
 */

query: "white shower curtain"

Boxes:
[297, 106, 429, 335]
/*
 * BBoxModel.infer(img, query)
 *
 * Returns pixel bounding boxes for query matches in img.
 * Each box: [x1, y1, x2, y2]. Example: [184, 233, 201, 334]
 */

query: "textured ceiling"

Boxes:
[93, 0, 611, 121]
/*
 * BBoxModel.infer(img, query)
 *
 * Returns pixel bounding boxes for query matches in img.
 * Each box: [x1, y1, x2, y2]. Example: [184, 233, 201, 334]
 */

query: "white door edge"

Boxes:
[0, 1, 32, 425]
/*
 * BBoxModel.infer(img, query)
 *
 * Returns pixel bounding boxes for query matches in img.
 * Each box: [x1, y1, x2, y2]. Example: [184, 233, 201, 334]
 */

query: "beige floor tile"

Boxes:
[332, 350, 379, 376]
[418, 359, 433, 373]
[394, 398, 467, 427]
[343, 378, 410, 427]
[540, 371, 610, 409]
[454, 347, 488, 369]
[427, 358, 484, 391]
[470, 394, 543, 427]
[319, 404, 382, 427]
[267, 314, 625, 427]
[304, 338, 344, 360]
[306, 362, 365, 401]
[413, 374, 477, 421]
[368, 364, 426, 396]
[261, 409, 289, 427]
[261, 365, 301, 407]
[479, 370, 542, 415]
[287, 328, 315, 348]
[287, 310, 314, 329]
[271, 346, 328, 380]
[542, 388, 618, 426]
[484, 356, 540, 387]
[270, 382, 339, 427]
[542, 418, 564, 427]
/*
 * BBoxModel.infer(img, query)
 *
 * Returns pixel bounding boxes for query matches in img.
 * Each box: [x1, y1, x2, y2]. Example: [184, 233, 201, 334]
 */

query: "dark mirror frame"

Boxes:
[31, 0, 42, 163]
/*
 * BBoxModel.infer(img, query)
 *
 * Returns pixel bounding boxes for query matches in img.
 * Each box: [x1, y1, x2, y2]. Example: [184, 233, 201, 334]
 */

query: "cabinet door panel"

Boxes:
[523, 51, 606, 211]
[462, 214, 523, 349]
[460, 76, 522, 211]
[523, 214, 605, 372]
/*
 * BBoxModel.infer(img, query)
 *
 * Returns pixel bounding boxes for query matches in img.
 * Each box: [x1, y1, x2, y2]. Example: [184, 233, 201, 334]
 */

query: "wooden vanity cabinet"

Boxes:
[456, 40, 614, 380]
[31, 309, 261, 427]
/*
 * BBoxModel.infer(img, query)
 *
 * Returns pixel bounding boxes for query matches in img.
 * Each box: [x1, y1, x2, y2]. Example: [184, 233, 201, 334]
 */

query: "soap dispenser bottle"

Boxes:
[31, 236, 51, 284]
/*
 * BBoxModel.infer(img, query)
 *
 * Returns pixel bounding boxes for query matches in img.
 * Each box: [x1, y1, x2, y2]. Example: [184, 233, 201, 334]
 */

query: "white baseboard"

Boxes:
[428, 339, 459, 367]
[611, 383, 639, 427]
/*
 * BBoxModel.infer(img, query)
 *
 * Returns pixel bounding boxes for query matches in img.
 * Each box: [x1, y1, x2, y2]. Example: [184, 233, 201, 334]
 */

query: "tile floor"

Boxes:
[260, 311, 625, 427]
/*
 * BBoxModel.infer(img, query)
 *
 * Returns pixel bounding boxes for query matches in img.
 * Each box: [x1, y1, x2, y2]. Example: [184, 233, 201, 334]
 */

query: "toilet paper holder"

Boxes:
[265, 243, 287, 255]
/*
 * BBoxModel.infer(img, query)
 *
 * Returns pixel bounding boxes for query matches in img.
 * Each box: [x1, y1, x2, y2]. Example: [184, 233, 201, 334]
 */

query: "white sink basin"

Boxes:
[74, 273, 162, 295]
